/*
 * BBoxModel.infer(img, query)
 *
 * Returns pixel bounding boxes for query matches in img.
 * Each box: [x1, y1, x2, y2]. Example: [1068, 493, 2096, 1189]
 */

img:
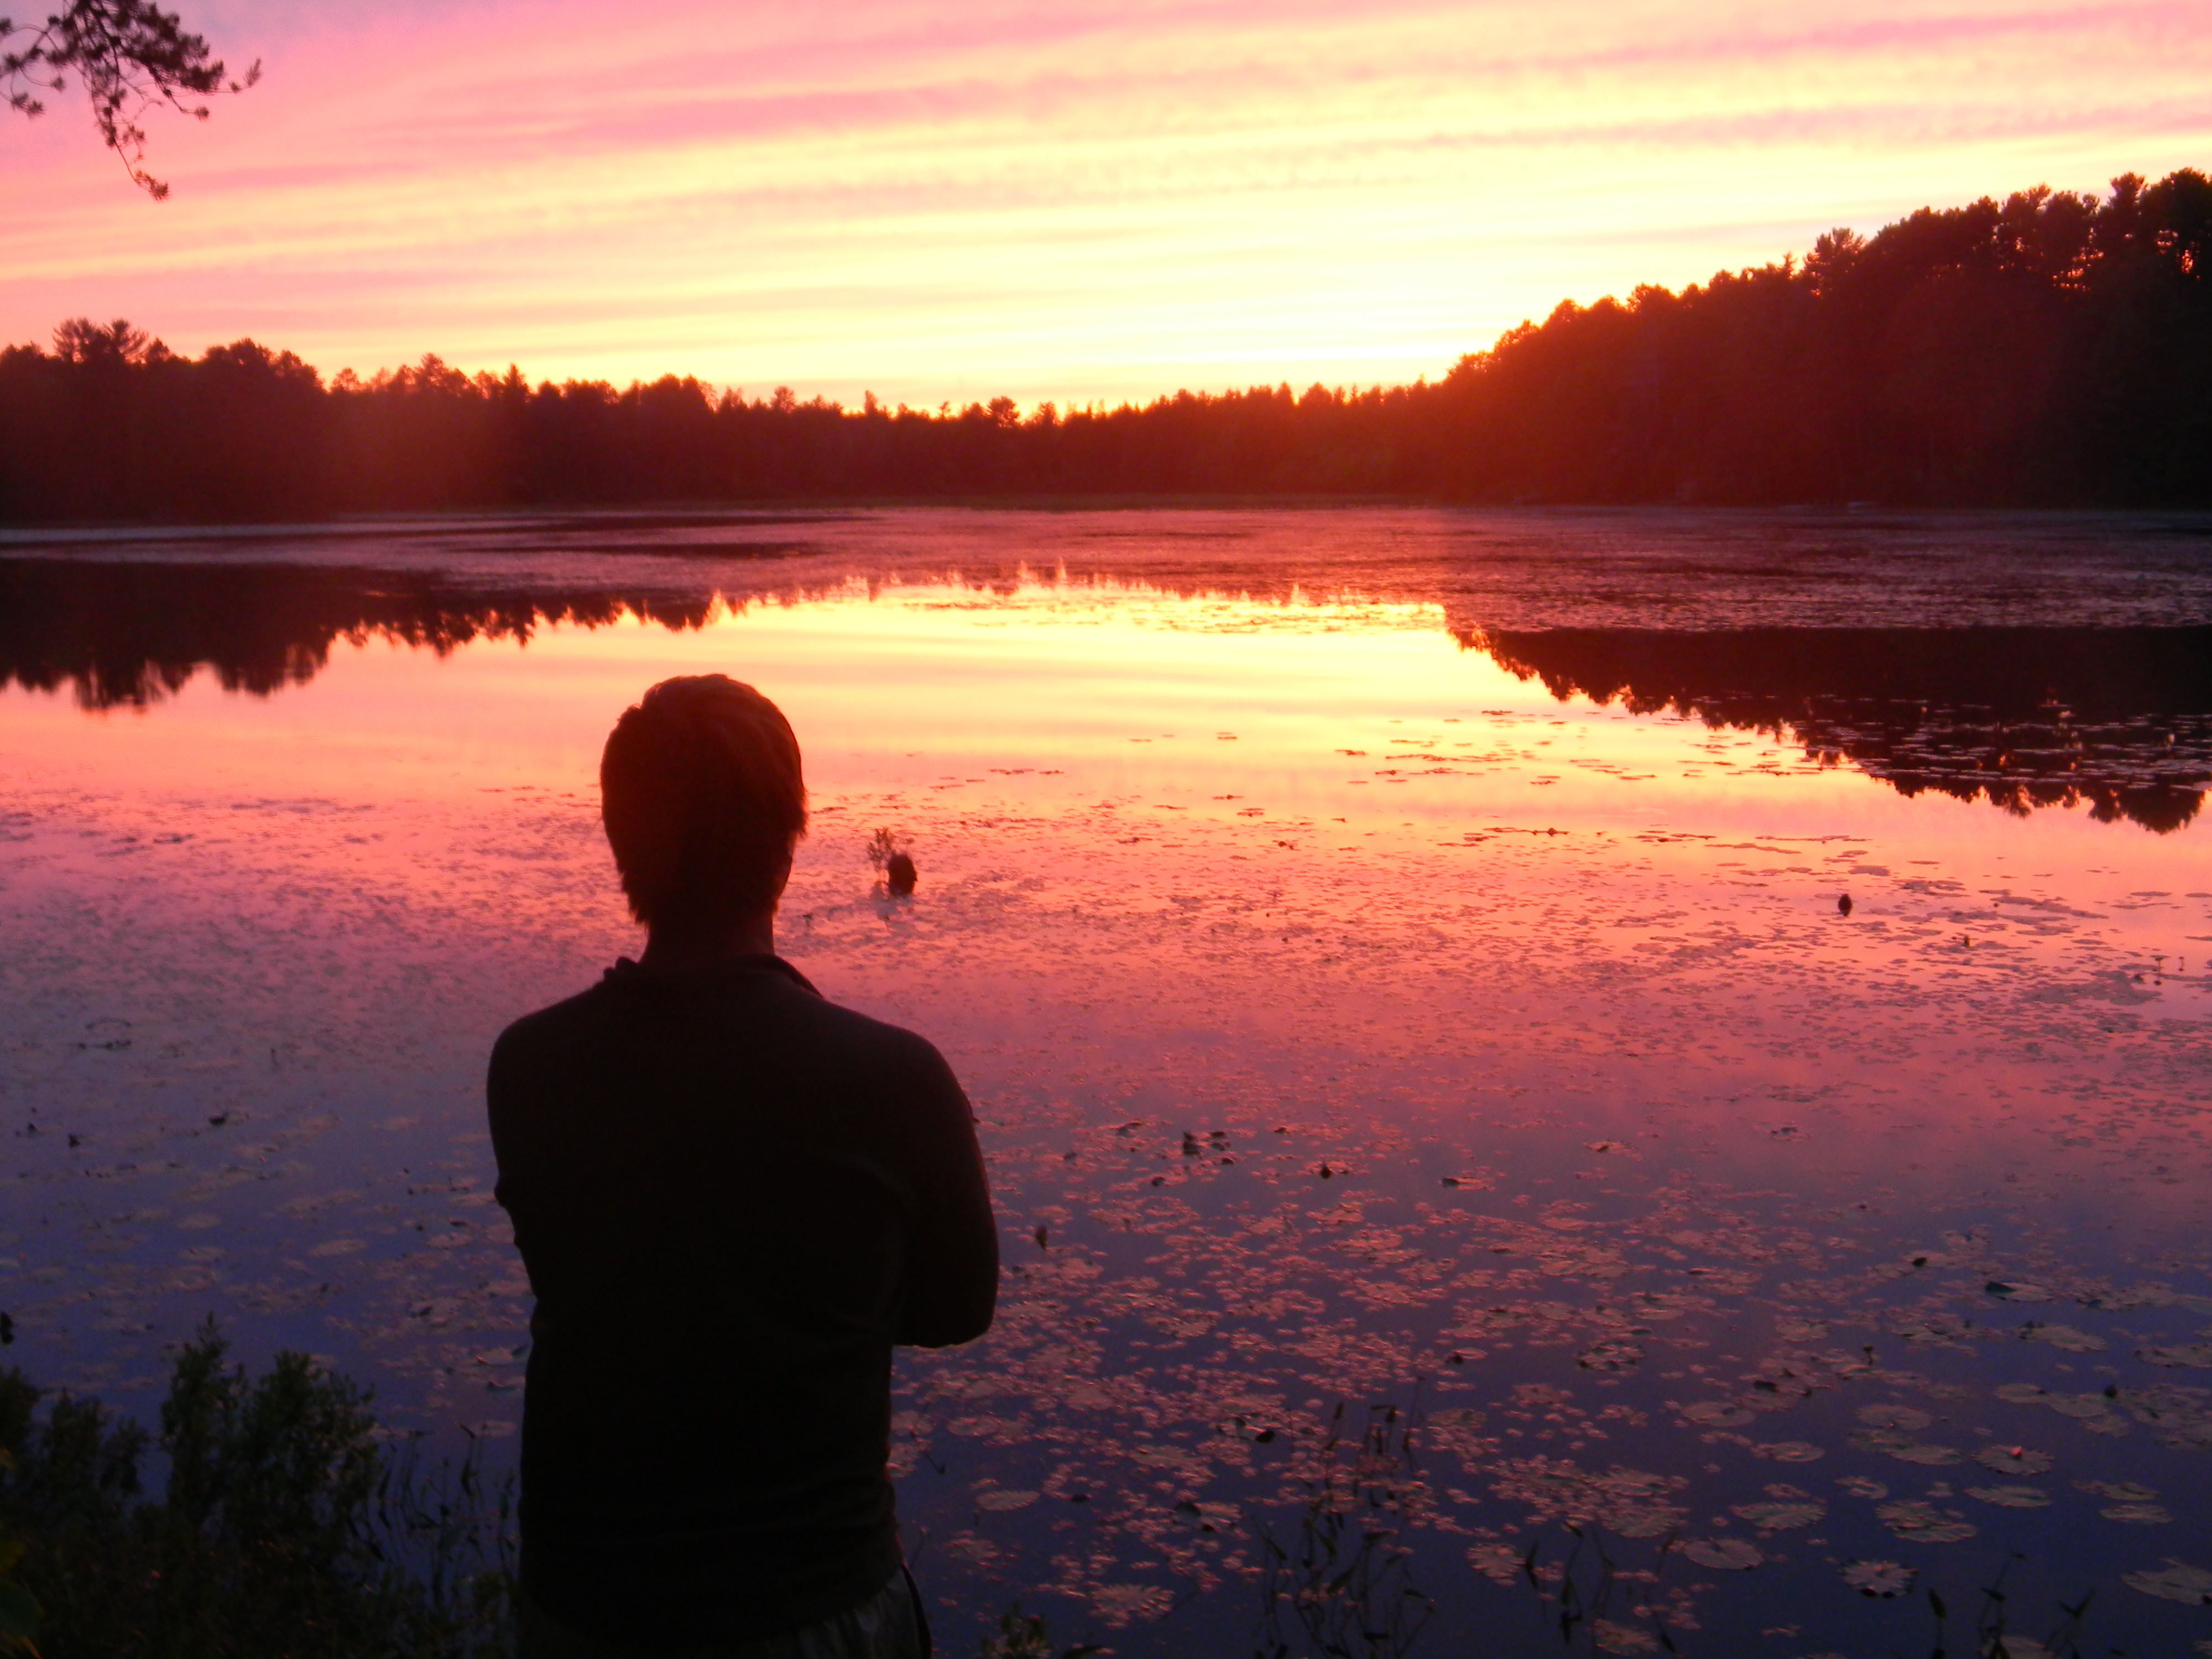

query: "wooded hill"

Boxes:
[3, 168, 2207, 519]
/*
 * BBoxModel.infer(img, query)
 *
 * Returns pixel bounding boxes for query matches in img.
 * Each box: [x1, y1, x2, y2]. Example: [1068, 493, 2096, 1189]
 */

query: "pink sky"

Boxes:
[3, 0, 2208, 406]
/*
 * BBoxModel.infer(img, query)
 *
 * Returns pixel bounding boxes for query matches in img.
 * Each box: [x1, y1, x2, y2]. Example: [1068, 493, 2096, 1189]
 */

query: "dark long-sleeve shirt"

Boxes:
[488, 954, 998, 1646]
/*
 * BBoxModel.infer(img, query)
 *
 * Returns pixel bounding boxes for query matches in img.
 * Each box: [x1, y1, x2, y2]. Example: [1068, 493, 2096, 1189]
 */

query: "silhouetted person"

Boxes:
[489, 675, 998, 1658]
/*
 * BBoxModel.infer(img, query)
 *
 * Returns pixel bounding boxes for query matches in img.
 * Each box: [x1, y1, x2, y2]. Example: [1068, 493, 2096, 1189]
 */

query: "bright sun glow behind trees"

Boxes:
[2, 0, 2210, 405]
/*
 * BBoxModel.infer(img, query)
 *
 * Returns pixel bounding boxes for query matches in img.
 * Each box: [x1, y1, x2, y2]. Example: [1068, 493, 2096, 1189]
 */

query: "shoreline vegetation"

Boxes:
[0, 1324, 514, 1659]
[0, 1334, 1109, 1659]
[3, 169, 2208, 524]
[0, 1337, 2138, 1659]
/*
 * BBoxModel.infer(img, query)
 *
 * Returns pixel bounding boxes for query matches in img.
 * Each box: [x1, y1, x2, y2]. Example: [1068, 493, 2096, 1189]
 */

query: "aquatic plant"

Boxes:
[0, 1319, 513, 1658]
[975, 1601, 1107, 1659]
[1251, 1400, 1434, 1659]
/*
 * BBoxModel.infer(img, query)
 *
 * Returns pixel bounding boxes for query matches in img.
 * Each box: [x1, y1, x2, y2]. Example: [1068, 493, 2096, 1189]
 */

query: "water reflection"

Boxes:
[9, 555, 2206, 833]
[4, 518, 2211, 1657]
[1482, 626, 2212, 833]
[0, 558, 717, 708]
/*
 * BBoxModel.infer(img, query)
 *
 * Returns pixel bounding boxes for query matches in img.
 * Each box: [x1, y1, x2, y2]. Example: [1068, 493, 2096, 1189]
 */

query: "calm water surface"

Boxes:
[3, 508, 2210, 1658]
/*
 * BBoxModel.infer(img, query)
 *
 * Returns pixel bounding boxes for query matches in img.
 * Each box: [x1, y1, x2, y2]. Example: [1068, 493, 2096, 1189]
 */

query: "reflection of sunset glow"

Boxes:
[7, 576, 2203, 981]
[7, 568, 2209, 1651]
[5, 1, 2209, 401]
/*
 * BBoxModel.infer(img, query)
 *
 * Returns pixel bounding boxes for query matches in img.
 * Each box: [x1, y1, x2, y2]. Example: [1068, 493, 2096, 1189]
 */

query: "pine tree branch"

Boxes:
[2, 0, 257, 198]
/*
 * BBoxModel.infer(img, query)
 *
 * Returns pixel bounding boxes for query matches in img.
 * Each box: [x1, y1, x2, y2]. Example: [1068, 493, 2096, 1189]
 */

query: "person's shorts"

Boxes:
[517, 1567, 925, 1659]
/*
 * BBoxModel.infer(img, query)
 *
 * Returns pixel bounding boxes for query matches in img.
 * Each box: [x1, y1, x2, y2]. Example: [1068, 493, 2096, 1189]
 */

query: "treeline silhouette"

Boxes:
[2, 168, 2207, 520]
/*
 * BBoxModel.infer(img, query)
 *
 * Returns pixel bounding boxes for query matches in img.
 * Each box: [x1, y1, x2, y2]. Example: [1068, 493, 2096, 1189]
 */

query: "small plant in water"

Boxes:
[1252, 1400, 1434, 1659]
[868, 827, 918, 895]
[976, 1601, 1106, 1659]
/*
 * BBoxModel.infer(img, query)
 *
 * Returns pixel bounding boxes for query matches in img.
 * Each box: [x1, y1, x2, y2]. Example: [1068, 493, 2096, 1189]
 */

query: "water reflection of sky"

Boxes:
[2, 512, 2209, 1658]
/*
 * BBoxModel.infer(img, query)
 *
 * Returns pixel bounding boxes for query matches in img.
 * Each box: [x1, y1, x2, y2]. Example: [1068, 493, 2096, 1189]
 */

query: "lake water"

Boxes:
[3, 507, 2210, 1658]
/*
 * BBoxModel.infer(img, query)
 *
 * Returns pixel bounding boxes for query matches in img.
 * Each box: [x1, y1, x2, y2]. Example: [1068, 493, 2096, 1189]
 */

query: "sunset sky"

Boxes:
[3, 0, 2208, 407]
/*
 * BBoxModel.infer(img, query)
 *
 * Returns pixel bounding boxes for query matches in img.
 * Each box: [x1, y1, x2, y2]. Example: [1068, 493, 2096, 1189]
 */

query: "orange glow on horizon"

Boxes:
[2, 0, 2208, 407]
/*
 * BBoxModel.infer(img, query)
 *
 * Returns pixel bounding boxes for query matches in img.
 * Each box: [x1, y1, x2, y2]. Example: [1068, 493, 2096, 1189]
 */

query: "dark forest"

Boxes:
[3, 168, 2208, 520]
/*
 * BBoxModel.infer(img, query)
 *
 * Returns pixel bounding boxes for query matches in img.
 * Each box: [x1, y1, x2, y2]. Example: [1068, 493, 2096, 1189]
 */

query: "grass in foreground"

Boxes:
[0, 1319, 512, 1659]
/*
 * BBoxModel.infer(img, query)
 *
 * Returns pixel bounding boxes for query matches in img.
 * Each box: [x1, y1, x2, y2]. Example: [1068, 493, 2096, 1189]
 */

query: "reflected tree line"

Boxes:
[0, 559, 717, 709]
[1481, 627, 2212, 833]
[3, 170, 2209, 519]
[4, 558, 2205, 831]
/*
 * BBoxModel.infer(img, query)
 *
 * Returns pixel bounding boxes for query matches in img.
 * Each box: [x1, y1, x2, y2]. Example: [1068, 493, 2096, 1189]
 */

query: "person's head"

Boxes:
[600, 675, 807, 936]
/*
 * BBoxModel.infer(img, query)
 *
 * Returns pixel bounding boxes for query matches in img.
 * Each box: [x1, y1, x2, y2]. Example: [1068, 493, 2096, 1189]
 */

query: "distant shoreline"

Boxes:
[7, 164, 2209, 520]
[7, 499, 2212, 540]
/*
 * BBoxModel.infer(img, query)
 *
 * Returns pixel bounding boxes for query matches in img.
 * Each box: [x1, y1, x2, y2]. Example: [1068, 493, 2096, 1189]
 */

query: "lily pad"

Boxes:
[1750, 1440, 1825, 1463]
[2021, 1323, 2107, 1353]
[1090, 1583, 1175, 1624]
[2101, 1503, 2172, 1525]
[2137, 1344, 2212, 1369]
[1851, 1428, 1961, 1465]
[1732, 1499, 1825, 1530]
[1876, 1499, 1976, 1542]
[1172, 1498, 1241, 1532]
[1964, 1484, 2051, 1508]
[2078, 1480, 2157, 1501]
[1468, 1543, 1522, 1584]
[1681, 1536, 1762, 1571]
[2045, 1393, 2115, 1419]
[1973, 1444, 2053, 1475]
[1680, 1401, 1754, 1427]
[2122, 1560, 2212, 1605]
[1856, 1403, 1932, 1432]
[1591, 1621, 1657, 1655]
[1578, 1337, 1645, 1372]
[1841, 1559, 1917, 1597]
[2118, 1385, 2212, 1450]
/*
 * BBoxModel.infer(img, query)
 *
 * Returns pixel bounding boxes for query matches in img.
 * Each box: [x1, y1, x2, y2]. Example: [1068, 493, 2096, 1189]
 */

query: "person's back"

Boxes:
[489, 675, 998, 1656]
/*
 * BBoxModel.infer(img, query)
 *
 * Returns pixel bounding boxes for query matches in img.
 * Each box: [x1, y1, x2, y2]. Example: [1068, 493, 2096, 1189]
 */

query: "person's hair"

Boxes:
[599, 675, 807, 928]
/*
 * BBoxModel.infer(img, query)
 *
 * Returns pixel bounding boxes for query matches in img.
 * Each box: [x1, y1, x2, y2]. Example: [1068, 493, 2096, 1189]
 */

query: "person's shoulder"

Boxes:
[797, 987, 956, 1083]
[490, 979, 617, 1074]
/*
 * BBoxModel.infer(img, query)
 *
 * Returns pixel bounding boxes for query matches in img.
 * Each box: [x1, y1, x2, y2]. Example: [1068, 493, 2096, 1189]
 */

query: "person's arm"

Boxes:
[486, 1022, 552, 1299]
[486, 1024, 525, 1241]
[895, 1046, 999, 1348]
